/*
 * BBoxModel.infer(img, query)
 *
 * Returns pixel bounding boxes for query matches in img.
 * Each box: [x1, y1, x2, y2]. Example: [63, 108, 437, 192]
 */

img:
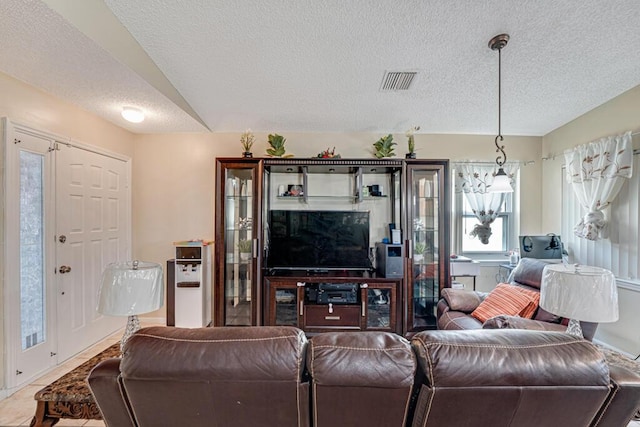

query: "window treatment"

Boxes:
[454, 162, 518, 244]
[564, 131, 633, 241]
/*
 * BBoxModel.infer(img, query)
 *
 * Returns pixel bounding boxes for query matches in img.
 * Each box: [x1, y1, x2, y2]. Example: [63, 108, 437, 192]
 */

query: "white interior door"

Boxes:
[55, 143, 130, 361]
[4, 126, 56, 390]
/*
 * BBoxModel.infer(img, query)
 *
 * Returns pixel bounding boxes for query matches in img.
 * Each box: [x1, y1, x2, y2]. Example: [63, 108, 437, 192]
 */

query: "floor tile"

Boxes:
[83, 420, 107, 426]
[0, 384, 39, 426]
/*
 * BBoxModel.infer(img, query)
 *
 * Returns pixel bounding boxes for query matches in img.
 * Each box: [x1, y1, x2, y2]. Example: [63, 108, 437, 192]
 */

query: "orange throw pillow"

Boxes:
[471, 283, 537, 323]
[510, 285, 540, 319]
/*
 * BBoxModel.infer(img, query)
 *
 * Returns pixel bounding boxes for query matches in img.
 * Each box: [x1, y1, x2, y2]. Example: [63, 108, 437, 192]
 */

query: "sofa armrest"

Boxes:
[88, 358, 136, 427]
[482, 315, 567, 333]
[440, 288, 485, 313]
[591, 365, 640, 427]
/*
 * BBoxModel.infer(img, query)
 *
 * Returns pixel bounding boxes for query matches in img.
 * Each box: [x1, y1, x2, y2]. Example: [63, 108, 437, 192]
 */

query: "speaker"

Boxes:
[375, 243, 404, 278]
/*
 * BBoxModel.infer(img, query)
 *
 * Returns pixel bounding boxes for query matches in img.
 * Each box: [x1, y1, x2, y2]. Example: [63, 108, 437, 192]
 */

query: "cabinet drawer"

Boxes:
[305, 305, 360, 328]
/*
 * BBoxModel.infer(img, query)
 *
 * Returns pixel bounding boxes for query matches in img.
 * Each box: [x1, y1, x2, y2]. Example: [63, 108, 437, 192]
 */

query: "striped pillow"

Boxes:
[509, 285, 540, 319]
[471, 283, 537, 323]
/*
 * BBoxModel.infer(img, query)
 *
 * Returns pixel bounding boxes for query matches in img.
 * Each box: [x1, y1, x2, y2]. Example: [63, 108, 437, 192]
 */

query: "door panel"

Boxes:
[55, 143, 129, 361]
[8, 129, 56, 389]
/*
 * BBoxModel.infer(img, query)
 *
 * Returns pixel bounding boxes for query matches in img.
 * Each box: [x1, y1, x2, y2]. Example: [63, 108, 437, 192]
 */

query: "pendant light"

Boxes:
[488, 33, 513, 193]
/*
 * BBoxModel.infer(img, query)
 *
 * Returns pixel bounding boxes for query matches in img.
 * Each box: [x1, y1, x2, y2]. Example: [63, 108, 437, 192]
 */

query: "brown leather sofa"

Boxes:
[88, 326, 640, 427]
[437, 257, 598, 340]
[411, 329, 640, 427]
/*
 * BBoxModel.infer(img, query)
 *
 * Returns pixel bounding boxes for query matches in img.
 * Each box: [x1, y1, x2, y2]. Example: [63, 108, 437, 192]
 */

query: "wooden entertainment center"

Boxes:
[214, 157, 450, 336]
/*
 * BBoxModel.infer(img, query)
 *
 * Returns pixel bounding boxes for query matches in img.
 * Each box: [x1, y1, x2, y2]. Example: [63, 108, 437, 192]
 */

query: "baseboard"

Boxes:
[593, 338, 638, 359]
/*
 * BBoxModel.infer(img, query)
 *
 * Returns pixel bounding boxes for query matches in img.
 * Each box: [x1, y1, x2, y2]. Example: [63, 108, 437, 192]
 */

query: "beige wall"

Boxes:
[542, 84, 640, 354]
[132, 132, 543, 320]
[132, 132, 543, 264]
[0, 72, 135, 391]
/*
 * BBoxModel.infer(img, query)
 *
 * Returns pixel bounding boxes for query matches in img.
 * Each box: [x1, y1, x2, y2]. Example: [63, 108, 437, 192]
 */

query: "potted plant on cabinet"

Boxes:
[414, 242, 426, 262]
[373, 134, 396, 158]
[240, 129, 255, 158]
[238, 240, 252, 261]
[405, 126, 420, 159]
[266, 134, 293, 157]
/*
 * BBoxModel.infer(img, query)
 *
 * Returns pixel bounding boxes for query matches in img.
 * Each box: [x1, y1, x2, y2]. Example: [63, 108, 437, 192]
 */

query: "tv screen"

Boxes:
[267, 210, 371, 271]
[519, 235, 563, 260]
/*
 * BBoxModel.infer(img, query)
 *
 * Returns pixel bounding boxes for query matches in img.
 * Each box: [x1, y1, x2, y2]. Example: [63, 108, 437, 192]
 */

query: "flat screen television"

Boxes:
[519, 234, 564, 260]
[267, 210, 371, 271]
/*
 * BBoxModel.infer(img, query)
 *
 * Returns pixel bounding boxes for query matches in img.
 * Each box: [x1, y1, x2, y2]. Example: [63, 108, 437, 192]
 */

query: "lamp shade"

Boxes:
[489, 168, 514, 193]
[540, 264, 618, 323]
[97, 261, 163, 316]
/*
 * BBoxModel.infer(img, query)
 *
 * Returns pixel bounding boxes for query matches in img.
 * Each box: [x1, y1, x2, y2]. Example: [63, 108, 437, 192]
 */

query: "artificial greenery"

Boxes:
[414, 242, 426, 254]
[406, 126, 420, 154]
[240, 129, 255, 152]
[373, 134, 396, 158]
[237, 239, 252, 253]
[266, 133, 293, 157]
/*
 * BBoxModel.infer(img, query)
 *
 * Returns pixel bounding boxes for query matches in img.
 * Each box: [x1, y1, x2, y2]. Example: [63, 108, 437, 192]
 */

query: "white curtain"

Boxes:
[454, 162, 519, 244]
[564, 131, 633, 241]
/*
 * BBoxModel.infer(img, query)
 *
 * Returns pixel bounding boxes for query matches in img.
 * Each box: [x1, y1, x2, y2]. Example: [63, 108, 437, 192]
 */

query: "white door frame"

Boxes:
[2, 118, 132, 394]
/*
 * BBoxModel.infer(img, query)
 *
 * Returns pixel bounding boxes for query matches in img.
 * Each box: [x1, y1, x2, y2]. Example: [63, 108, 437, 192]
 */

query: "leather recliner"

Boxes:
[437, 257, 598, 340]
[88, 326, 640, 427]
[410, 329, 640, 427]
[89, 326, 311, 427]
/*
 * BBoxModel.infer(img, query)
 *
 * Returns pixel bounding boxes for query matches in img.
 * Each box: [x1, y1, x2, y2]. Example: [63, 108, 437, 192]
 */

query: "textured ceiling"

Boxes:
[1, 0, 639, 136]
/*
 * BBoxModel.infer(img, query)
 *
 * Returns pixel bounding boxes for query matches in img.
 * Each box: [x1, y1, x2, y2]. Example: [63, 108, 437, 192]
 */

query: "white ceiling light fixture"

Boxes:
[488, 33, 513, 194]
[121, 106, 145, 123]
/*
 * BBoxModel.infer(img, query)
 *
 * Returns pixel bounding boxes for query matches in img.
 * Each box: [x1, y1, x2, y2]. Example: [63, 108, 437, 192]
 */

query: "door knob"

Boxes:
[59, 265, 71, 274]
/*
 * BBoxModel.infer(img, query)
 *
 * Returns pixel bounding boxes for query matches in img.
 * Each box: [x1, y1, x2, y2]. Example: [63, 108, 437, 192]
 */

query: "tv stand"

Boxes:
[264, 273, 401, 334]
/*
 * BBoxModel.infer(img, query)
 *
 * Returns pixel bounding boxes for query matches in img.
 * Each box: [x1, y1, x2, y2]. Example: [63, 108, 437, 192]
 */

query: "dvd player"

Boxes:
[310, 283, 358, 304]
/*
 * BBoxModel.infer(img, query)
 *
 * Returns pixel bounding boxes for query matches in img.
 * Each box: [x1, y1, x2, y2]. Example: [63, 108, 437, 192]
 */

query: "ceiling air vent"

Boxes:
[380, 71, 417, 91]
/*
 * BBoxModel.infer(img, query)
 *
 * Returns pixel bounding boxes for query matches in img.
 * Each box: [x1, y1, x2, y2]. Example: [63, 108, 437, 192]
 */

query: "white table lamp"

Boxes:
[540, 264, 618, 338]
[97, 260, 163, 351]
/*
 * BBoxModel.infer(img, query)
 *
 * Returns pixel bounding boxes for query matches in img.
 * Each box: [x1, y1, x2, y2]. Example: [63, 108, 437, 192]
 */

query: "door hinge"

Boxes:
[14, 138, 21, 144]
[16, 370, 23, 375]
[50, 352, 57, 357]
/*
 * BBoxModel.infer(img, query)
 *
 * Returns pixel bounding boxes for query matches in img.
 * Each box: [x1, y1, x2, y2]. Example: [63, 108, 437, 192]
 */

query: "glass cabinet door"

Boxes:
[215, 159, 261, 326]
[406, 162, 449, 331]
[363, 284, 396, 331]
[267, 282, 301, 326]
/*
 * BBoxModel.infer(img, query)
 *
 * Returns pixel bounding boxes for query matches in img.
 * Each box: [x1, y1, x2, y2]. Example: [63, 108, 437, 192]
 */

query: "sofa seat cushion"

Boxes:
[482, 315, 567, 332]
[470, 283, 538, 323]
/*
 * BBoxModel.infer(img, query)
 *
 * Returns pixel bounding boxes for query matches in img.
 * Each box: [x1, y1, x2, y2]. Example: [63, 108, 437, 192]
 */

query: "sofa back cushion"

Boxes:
[120, 326, 310, 427]
[307, 331, 415, 427]
[511, 258, 563, 323]
[410, 329, 611, 427]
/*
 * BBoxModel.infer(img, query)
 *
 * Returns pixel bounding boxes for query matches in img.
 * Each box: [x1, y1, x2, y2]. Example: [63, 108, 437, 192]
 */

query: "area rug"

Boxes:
[31, 343, 120, 426]
[597, 345, 640, 420]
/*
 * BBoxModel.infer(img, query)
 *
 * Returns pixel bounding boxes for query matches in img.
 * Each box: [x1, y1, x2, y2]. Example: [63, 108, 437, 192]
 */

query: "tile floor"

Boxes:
[0, 329, 123, 427]
[1, 326, 639, 427]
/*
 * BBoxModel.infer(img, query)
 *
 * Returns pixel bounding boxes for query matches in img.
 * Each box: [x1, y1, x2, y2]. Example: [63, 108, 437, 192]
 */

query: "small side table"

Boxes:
[450, 260, 480, 290]
[497, 263, 516, 283]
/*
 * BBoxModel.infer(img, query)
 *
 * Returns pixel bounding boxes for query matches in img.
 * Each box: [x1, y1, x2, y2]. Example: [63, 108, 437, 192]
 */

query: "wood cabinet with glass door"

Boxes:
[404, 160, 450, 333]
[214, 158, 263, 326]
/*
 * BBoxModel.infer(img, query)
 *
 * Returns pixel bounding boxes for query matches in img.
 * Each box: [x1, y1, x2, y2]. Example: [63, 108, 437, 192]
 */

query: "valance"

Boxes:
[564, 131, 633, 241]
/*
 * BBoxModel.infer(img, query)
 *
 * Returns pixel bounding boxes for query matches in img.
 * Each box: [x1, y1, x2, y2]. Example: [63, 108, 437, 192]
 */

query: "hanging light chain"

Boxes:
[490, 34, 509, 168]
